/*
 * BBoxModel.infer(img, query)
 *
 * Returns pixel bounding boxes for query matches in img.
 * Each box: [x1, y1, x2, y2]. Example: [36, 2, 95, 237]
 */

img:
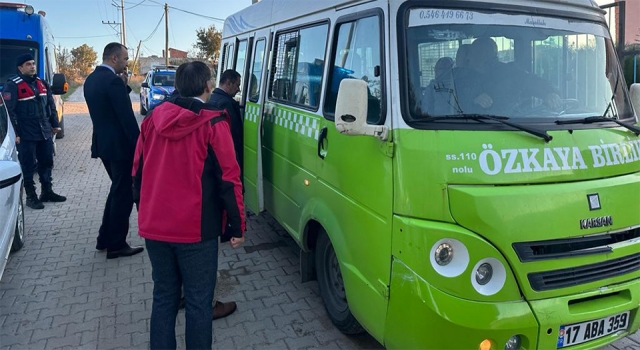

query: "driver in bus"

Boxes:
[466, 37, 562, 114]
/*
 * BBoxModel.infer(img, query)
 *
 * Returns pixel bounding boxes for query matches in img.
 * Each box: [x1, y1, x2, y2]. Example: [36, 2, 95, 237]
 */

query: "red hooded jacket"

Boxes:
[132, 97, 245, 243]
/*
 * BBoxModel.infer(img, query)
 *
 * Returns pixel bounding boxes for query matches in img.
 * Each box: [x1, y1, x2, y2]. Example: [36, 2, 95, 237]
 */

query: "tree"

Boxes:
[194, 25, 222, 62]
[70, 44, 97, 78]
[56, 47, 75, 79]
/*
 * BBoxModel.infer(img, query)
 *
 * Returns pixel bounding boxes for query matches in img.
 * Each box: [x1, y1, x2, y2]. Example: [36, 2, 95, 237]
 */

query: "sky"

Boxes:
[24, 0, 252, 57]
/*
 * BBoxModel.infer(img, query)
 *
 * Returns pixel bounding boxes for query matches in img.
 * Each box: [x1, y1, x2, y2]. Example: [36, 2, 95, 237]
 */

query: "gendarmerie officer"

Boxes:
[2, 53, 66, 209]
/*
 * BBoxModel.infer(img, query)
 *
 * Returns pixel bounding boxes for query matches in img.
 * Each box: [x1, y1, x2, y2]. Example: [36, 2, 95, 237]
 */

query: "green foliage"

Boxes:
[194, 25, 222, 61]
[70, 44, 98, 78]
[57, 44, 98, 83]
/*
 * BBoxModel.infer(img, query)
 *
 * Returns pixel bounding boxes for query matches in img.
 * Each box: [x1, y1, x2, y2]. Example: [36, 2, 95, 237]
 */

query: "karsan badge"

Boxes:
[587, 193, 601, 211]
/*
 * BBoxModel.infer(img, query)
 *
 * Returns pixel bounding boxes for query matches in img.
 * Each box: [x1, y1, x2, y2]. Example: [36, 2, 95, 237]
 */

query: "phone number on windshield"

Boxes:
[419, 10, 474, 21]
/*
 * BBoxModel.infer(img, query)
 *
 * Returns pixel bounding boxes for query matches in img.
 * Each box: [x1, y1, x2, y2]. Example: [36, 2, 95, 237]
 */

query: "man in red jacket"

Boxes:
[132, 61, 245, 350]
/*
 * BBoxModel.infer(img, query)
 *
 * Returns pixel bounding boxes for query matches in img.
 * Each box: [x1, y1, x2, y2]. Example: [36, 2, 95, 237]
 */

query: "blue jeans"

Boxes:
[146, 238, 218, 350]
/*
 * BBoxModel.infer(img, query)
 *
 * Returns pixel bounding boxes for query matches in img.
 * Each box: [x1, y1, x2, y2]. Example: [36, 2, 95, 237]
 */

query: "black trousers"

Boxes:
[17, 138, 54, 189]
[98, 158, 134, 252]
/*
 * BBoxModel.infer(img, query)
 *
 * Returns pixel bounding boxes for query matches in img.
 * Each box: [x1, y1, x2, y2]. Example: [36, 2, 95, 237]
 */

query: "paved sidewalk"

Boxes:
[0, 107, 381, 350]
[0, 106, 638, 350]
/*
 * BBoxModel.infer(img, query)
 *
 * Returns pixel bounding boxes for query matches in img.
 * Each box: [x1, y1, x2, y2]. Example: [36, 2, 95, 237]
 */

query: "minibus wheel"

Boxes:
[316, 229, 364, 334]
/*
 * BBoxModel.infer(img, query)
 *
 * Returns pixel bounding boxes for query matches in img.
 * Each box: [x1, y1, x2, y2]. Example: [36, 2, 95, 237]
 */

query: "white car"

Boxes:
[0, 93, 25, 280]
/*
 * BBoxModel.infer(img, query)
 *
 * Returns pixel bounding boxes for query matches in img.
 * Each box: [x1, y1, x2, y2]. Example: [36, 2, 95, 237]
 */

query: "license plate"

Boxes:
[557, 311, 630, 348]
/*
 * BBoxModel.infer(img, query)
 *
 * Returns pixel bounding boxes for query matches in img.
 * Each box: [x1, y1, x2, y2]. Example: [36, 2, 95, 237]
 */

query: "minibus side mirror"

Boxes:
[141, 82, 149, 88]
[630, 83, 640, 117]
[334, 79, 388, 141]
[51, 73, 67, 95]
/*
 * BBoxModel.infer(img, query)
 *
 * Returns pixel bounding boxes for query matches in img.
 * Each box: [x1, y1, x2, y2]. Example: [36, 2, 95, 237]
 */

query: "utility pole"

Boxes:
[121, 0, 127, 47]
[102, 20, 121, 40]
[132, 40, 142, 75]
[164, 3, 169, 66]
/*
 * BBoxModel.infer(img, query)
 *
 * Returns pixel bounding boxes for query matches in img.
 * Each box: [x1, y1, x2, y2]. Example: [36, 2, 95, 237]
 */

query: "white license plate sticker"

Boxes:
[557, 311, 630, 348]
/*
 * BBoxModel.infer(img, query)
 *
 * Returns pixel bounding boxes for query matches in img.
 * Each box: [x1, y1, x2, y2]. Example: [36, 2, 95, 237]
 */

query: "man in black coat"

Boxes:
[208, 69, 243, 177]
[84, 42, 143, 259]
[2, 53, 66, 209]
[205, 69, 244, 320]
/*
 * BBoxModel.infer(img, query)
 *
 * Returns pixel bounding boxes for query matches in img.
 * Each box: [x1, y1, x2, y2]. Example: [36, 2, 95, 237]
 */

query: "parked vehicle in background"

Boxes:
[0, 93, 24, 280]
[0, 2, 68, 138]
[139, 65, 177, 115]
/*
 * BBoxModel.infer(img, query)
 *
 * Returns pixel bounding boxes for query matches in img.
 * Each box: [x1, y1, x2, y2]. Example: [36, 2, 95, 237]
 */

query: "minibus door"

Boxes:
[243, 29, 271, 214]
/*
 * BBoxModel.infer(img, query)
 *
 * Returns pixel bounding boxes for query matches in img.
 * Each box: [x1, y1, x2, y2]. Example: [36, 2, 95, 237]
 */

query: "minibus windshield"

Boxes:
[403, 9, 635, 125]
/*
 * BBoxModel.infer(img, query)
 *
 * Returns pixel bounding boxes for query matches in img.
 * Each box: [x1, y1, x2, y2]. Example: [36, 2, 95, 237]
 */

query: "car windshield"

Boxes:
[0, 40, 38, 85]
[404, 9, 635, 124]
[152, 73, 175, 86]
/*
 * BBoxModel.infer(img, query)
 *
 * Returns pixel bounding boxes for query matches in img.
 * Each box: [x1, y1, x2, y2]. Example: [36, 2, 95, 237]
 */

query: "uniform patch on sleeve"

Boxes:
[2, 92, 11, 101]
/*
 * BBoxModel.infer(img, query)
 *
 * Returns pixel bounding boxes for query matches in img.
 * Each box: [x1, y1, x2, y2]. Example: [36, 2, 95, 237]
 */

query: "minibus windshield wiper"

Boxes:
[555, 116, 640, 136]
[413, 114, 553, 142]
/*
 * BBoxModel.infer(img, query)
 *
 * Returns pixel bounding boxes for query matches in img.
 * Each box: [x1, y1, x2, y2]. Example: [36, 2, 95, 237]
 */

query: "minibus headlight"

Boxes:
[471, 258, 506, 296]
[152, 93, 165, 100]
[505, 335, 522, 350]
[430, 239, 469, 277]
[475, 263, 493, 285]
[25, 5, 35, 15]
[434, 243, 453, 266]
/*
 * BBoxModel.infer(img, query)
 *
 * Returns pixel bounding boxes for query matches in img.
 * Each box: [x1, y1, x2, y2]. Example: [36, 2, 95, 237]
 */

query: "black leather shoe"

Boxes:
[26, 196, 44, 210]
[96, 243, 107, 251]
[107, 246, 144, 259]
[39, 190, 67, 202]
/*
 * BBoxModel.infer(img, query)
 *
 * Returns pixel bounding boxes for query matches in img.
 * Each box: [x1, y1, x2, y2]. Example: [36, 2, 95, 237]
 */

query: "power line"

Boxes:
[125, 0, 146, 10]
[142, 41, 160, 56]
[126, 22, 140, 42]
[168, 6, 224, 22]
[146, 0, 224, 22]
[123, 0, 160, 7]
[141, 12, 164, 42]
[58, 34, 118, 39]
[96, 0, 104, 22]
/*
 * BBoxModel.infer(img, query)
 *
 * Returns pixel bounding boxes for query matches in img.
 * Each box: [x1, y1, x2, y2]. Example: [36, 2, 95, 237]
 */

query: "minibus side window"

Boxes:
[270, 31, 298, 102]
[226, 44, 235, 70]
[269, 23, 329, 109]
[220, 43, 228, 73]
[235, 40, 248, 100]
[249, 39, 266, 102]
[325, 15, 383, 124]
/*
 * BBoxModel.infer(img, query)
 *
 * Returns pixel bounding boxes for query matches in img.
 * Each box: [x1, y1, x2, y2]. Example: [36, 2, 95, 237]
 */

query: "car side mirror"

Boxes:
[630, 83, 640, 117]
[0, 161, 22, 183]
[334, 79, 388, 140]
[141, 82, 149, 88]
[51, 73, 67, 95]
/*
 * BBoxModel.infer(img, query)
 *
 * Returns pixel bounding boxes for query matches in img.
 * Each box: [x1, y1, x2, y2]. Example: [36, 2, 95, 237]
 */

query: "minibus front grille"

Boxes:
[513, 228, 640, 262]
[528, 253, 640, 291]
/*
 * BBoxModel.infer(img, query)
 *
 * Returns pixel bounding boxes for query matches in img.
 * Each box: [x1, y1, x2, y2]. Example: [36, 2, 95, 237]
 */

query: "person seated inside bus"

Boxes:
[461, 37, 562, 115]
[421, 57, 455, 115]
[455, 44, 472, 68]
